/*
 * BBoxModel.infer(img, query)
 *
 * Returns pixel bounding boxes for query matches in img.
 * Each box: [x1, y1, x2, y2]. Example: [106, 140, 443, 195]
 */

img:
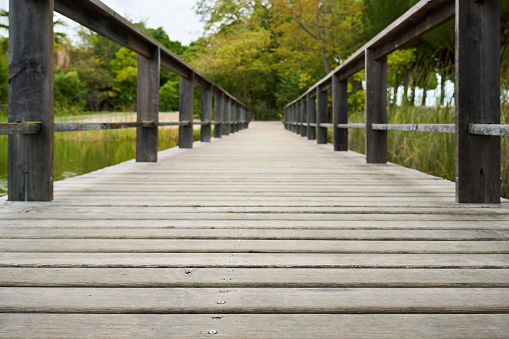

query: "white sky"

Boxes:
[0, 0, 204, 45]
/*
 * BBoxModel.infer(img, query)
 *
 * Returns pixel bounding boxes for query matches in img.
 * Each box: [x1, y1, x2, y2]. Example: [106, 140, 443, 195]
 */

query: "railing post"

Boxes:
[333, 74, 348, 151]
[214, 91, 223, 138]
[284, 108, 288, 130]
[455, 0, 501, 203]
[295, 103, 300, 134]
[8, 0, 54, 201]
[230, 101, 236, 134]
[223, 97, 230, 136]
[307, 93, 316, 140]
[316, 87, 328, 144]
[243, 107, 247, 129]
[179, 74, 194, 148]
[136, 47, 160, 162]
[300, 99, 307, 137]
[200, 84, 212, 142]
[365, 50, 387, 163]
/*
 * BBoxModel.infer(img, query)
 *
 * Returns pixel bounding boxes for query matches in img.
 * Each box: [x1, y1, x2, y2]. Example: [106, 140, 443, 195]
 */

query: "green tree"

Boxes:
[110, 47, 138, 110]
[54, 68, 87, 115]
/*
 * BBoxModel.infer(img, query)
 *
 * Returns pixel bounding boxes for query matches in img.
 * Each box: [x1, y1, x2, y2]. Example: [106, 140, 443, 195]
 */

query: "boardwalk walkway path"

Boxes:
[1, 121, 509, 337]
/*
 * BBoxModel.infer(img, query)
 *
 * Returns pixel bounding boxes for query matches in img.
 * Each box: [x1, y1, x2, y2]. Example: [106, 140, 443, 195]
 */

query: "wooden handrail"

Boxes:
[6, 0, 252, 201]
[284, 0, 502, 203]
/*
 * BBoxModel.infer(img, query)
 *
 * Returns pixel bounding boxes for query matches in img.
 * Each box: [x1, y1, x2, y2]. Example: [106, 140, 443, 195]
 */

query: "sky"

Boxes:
[0, 0, 204, 45]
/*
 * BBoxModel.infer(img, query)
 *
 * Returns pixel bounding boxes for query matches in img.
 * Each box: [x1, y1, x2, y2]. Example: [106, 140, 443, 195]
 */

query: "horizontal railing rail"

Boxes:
[284, 0, 504, 203]
[6, 0, 252, 201]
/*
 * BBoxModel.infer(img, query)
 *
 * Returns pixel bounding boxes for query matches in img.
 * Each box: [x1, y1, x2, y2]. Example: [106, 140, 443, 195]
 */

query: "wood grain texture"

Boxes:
[0, 123, 41, 135]
[136, 47, 160, 162]
[8, 0, 54, 201]
[2, 314, 508, 339]
[455, 0, 501, 203]
[306, 93, 316, 140]
[332, 74, 348, 151]
[213, 91, 223, 138]
[1, 121, 508, 337]
[365, 50, 387, 164]
[200, 85, 212, 142]
[178, 75, 194, 148]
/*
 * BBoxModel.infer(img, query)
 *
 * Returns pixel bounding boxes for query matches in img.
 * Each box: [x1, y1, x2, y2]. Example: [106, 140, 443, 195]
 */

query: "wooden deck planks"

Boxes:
[1, 121, 509, 337]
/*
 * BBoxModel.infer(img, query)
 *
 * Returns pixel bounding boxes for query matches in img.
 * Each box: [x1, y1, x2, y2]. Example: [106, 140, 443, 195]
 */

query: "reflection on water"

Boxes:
[0, 128, 182, 197]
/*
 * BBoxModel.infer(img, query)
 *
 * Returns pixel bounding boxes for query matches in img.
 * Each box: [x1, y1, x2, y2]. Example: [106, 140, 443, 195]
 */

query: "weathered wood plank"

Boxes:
[372, 124, 455, 133]
[1, 253, 508, 268]
[468, 124, 509, 136]
[2, 228, 505, 240]
[0, 122, 41, 135]
[1, 239, 507, 254]
[8, 0, 54, 201]
[1, 287, 508, 313]
[55, 122, 142, 132]
[3, 219, 506, 230]
[2, 314, 509, 338]
[2, 268, 508, 288]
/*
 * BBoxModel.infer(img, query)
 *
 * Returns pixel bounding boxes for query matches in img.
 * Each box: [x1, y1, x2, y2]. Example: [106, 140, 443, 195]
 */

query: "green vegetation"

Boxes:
[2, 1, 509, 198]
[0, 128, 202, 197]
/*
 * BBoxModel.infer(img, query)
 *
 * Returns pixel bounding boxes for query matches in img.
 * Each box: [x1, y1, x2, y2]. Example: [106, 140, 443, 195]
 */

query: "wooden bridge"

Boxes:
[1, 121, 508, 337]
[1, 0, 509, 337]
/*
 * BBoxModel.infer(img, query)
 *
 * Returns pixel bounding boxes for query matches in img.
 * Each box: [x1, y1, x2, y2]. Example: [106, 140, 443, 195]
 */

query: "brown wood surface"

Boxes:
[1, 121, 508, 337]
[0, 123, 41, 135]
[136, 47, 160, 162]
[332, 74, 348, 151]
[455, 0, 501, 203]
[178, 75, 194, 148]
[8, 0, 54, 201]
[365, 49, 387, 164]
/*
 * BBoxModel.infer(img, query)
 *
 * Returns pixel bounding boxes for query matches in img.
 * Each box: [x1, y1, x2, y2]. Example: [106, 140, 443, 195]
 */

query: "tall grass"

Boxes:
[329, 105, 509, 199]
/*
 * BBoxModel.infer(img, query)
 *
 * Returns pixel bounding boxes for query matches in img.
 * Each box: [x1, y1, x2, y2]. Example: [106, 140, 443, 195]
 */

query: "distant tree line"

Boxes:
[0, 1, 508, 120]
[191, 0, 509, 120]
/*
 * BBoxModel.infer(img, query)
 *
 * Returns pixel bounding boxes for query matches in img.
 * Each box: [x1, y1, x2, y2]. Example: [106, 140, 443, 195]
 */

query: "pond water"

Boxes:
[0, 128, 185, 197]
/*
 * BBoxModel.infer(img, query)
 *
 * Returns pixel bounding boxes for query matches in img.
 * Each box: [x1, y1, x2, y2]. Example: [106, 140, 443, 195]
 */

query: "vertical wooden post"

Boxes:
[214, 91, 223, 138]
[223, 97, 230, 136]
[333, 74, 348, 151]
[300, 99, 307, 137]
[8, 0, 54, 201]
[316, 87, 328, 144]
[136, 47, 160, 162]
[200, 84, 212, 142]
[179, 74, 194, 148]
[241, 107, 246, 130]
[365, 50, 387, 163]
[293, 105, 297, 133]
[290, 106, 294, 132]
[307, 93, 316, 140]
[455, 0, 500, 203]
[230, 102, 236, 134]
[296, 104, 301, 134]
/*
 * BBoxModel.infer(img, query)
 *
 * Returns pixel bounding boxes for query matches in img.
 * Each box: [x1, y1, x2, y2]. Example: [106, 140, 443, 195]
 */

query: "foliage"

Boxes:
[191, 0, 364, 120]
[110, 47, 138, 110]
[54, 68, 87, 115]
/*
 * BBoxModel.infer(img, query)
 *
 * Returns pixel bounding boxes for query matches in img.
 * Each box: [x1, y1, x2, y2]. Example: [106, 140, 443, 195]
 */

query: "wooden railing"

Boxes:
[0, 0, 251, 202]
[285, 0, 504, 204]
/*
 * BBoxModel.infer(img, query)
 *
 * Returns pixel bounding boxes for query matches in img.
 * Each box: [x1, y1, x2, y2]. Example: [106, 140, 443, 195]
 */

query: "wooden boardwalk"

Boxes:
[1, 121, 509, 338]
